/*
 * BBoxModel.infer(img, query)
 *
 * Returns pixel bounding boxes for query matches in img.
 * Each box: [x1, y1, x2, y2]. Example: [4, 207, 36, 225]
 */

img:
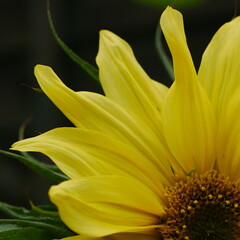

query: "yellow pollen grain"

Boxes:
[234, 203, 238, 208]
[180, 209, 186, 214]
[193, 200, 198, 204]
[208, 194, 213, 200]
[182, 225, 187, 229]
[218, 194, 223, 199]
[187, 206, 192, 210]
[225, 200, 231, 205]
[184, 237, 189, 240]
[201, 186, 206, 191]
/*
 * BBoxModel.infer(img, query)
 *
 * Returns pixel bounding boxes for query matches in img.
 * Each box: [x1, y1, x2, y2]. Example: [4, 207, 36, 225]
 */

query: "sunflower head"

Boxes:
[158, 170, 240, 239]
[11, 6, 240, 240]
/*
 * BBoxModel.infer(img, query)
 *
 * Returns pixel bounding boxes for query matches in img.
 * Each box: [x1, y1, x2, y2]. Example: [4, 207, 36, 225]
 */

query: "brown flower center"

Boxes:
[157, 170, 240, 240]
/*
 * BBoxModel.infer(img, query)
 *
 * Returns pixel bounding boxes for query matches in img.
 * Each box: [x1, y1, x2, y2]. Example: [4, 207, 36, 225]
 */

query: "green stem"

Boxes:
[47, 1, 100, 83]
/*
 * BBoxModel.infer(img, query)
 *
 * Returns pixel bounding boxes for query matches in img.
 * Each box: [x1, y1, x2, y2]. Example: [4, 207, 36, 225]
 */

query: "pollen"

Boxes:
[193, 200, 198, 205]
[180, 209, 186, 214]
[157, 170, 240, 240]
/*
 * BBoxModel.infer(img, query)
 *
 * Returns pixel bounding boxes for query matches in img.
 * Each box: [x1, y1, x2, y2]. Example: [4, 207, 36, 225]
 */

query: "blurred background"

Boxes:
[0, 0, 237, 210]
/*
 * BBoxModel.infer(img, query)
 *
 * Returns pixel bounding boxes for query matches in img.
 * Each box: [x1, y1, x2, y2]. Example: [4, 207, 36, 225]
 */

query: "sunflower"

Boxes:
[12, 6, 240, 240]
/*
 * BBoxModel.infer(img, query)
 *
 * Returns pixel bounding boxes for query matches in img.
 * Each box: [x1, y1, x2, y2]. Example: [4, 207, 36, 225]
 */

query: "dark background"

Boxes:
[0, 0, 237, 209]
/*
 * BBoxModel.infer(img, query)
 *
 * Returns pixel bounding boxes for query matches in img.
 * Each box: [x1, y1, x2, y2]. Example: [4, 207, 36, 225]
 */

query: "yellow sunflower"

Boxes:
[12, 6, 240, 240]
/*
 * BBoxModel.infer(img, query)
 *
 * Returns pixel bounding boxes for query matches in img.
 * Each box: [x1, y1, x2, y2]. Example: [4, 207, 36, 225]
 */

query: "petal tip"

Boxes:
[10, 140, 28, 152]
[160, 6, 183, 30]
[98, 30, 120, 47]
[99, 29, 111, 37]
[34, 64, 50, 73]
[34, 64, 55, 81]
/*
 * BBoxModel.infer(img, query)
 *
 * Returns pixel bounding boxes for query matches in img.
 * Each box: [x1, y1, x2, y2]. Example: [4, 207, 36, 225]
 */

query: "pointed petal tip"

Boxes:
[99, 29, 111, 37]
[96, 30, 125, 65]
[99, 30, 115, 42]
[160, 6, 179, 21]
[10, 139, 30, 152]
[10, 140, 20, 150]
[160, 7, 184, 41]
[163, 5, 174, 12]
[98, 30, 122, 50]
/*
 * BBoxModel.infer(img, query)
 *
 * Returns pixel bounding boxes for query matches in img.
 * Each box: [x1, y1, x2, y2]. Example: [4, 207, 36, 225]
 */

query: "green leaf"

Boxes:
[155, 25, 174, 81]
[0, 150, 68, 184]
[0, 220, 74, 238]
[0, 203, 61, 225]
[0, 226, 53, 240]
[0, 203, 30, 220]
[47, 1, 100, 83]
[0, 203, 75, 238]
[0, 225, 21, 232]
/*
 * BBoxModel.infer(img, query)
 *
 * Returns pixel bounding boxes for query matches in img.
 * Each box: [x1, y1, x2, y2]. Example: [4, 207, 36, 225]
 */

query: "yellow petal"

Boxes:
[11, 127, 167, 198]
[160, 7, 217, 173]
[198, 16, 240, 120]
[96, 30, 169, 142]
[77, 92, 175, 184]
[34, 64, 175, 184]
[216, 87, 240, 180]
[49, 176, 164, 237]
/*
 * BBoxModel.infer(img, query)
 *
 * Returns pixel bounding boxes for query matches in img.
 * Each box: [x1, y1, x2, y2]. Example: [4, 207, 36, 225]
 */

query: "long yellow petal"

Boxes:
[216, 87, 240, 180]
[77, 92, 175, 184]
[49, 176, 164, 237]
[198, 16, 240, 120]
[160, 7, 217, 174]
[11, 127, 167, 198]
[96, 30, 168, 126]
[96, 30, 171, 156]
[34, 64, 175, 184]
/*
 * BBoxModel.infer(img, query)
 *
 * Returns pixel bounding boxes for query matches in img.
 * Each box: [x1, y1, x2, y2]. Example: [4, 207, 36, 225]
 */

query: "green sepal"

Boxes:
[155, 25, 174, 81]
[0, 150, 68, 184]
[0, 225, 54, 240]
[47, 1, 100, 83]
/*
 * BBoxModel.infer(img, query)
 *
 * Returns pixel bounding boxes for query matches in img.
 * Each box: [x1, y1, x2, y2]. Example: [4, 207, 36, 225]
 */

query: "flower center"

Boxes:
[157, 170, 240, 240]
